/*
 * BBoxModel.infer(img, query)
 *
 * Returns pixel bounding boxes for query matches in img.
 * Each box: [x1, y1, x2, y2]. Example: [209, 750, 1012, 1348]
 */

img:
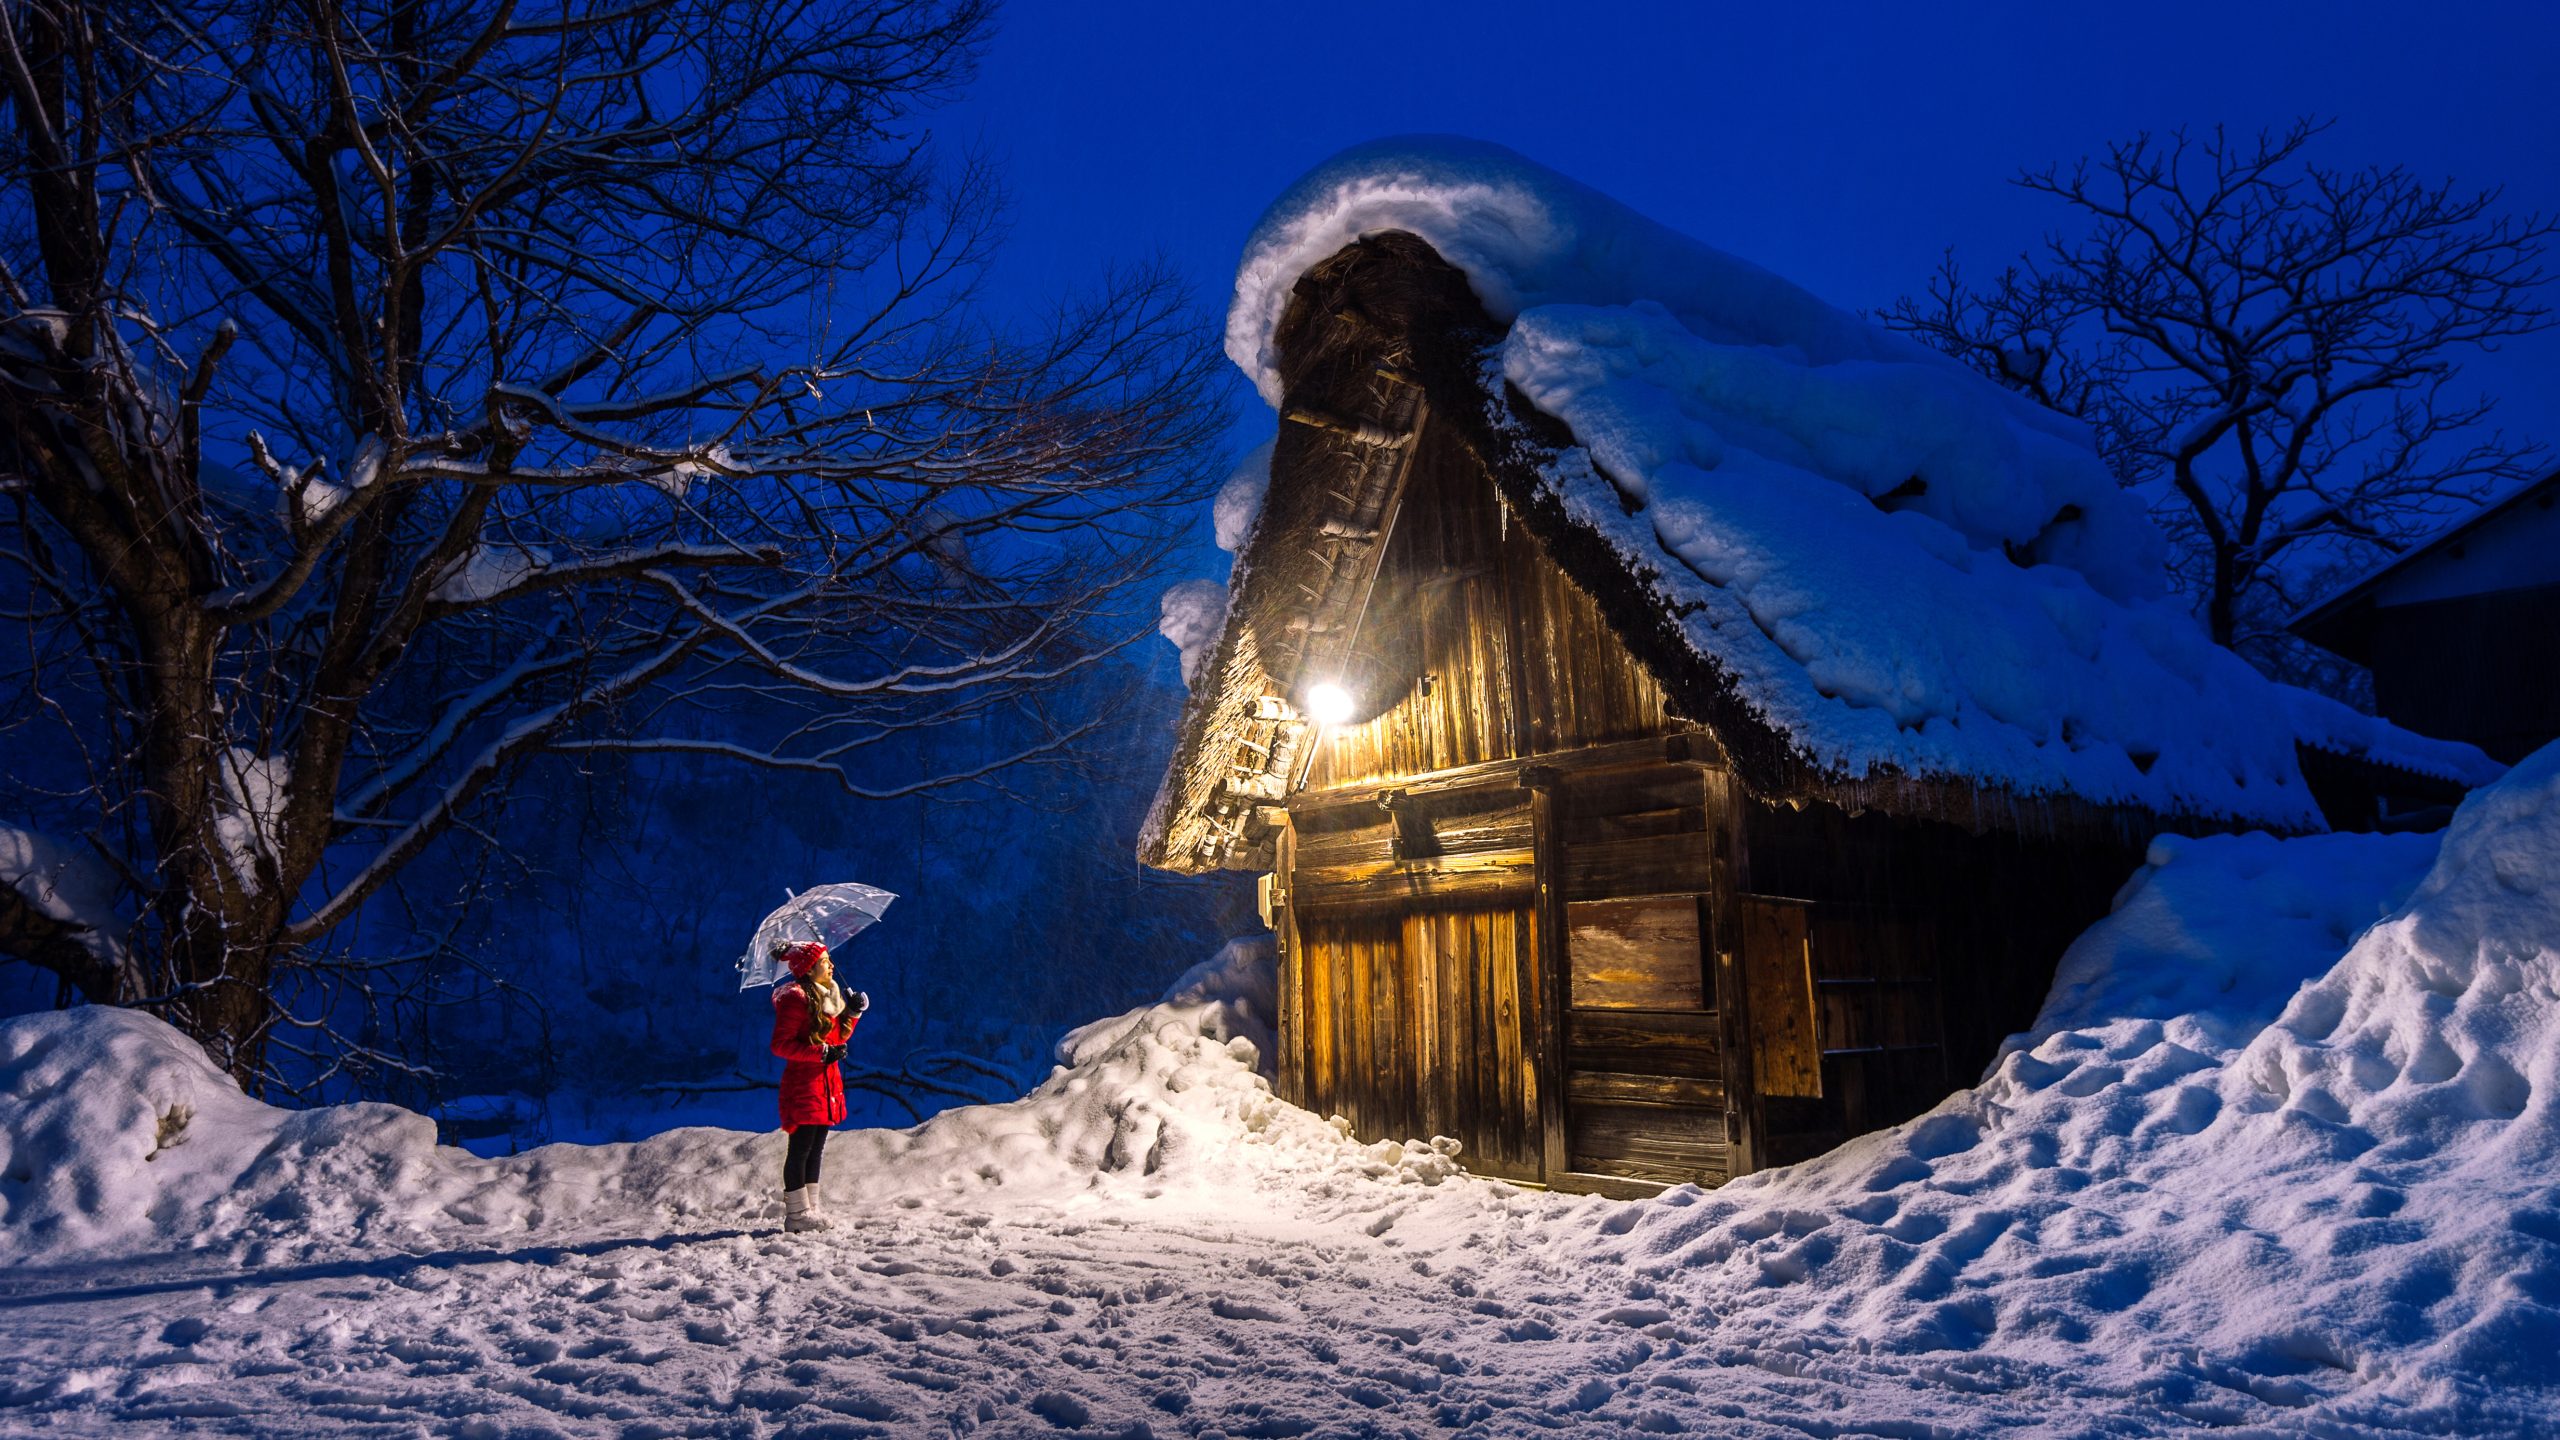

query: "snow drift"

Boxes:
[1217, 138, 2499, 826]
[1571, 740, 2560, 1430]
[0, 938, 1458, 1267]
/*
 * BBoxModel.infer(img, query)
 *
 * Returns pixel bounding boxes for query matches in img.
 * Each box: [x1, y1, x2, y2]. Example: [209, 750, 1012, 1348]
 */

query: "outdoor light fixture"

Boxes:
[1305, 681, 1355, 726]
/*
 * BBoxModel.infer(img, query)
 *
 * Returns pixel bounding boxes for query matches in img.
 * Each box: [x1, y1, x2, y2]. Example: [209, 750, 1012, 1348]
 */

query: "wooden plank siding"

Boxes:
[1566, 896, 1707, 1010]
[1305, 418, 1523, 790]
[1503, 497, 1679, 757]
[2366, 583, 2560, 764]
[1739, 800, 2140, 1168]
[1275, 823, 1302, 1109]
[1304, 410, 1679, 792]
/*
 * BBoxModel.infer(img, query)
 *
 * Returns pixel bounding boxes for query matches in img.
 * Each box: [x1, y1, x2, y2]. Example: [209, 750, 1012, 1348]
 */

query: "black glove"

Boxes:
[821, 1043, 846, 1064]
[846, 990, 870, 1017]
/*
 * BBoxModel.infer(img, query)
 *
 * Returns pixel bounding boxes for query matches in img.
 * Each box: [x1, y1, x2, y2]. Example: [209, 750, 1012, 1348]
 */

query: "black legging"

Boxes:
[783, 1124, 830, 1190]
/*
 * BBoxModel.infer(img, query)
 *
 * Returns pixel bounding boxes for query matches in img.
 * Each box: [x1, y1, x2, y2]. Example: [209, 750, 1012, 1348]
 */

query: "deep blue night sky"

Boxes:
[947, 0, 2560, 582]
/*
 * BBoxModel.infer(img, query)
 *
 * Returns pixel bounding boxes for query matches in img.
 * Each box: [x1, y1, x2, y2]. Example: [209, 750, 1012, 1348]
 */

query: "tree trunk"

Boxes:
[2207, 550, 2239, 648]
[108, 495, 295, 1084]
[141, 659, 295, 1089]
[164, 939, 277, 1086]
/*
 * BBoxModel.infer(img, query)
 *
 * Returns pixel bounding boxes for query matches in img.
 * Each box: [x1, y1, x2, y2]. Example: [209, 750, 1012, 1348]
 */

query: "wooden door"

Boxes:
[1290, 902, 1542, 1181]
[1543, 765, 1736, 1190]
[1740, 895, 1948, 1166]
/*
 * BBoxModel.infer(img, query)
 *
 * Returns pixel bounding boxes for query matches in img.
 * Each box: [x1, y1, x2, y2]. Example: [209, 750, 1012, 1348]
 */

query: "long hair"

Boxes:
[801, 972, 843, 1049]
[779, 946, 844, 1049]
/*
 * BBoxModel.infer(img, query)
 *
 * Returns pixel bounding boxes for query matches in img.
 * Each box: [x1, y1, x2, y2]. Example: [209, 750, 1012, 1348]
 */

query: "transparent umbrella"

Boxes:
[737, 882, 898, 989]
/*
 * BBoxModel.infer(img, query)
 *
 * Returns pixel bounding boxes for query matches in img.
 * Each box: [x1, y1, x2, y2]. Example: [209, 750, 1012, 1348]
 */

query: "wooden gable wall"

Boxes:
[1304, 410, 1676, 790]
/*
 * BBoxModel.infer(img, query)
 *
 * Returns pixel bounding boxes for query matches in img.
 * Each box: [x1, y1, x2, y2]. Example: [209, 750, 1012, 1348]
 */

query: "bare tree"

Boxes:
[1885, 121, 2552, 672]
[0, 0, 1227, 1084]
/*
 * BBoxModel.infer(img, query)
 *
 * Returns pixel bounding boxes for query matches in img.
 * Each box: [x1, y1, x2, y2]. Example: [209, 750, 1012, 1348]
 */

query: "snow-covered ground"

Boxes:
[6, 750, 2559, 1436]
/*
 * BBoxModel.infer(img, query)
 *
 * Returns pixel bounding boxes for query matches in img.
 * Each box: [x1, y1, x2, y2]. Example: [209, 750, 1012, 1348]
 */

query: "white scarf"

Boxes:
[805, 971, 846, 1020]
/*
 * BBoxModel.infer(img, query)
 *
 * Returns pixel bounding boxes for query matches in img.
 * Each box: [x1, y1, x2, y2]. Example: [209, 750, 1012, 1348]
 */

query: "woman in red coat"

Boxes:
[770, 941, 866, 1233]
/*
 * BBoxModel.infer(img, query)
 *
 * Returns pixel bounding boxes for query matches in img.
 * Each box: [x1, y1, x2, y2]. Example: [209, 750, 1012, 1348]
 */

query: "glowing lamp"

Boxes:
[1305, 681, 1356, 726]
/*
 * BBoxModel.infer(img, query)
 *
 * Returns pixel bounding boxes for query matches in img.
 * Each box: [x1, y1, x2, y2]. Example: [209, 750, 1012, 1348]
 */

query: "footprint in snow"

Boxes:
[1209, 1296, 1290, 1323]
[1028, 1390, 1090, 1427]
[1560, 1376, 1614, 1411]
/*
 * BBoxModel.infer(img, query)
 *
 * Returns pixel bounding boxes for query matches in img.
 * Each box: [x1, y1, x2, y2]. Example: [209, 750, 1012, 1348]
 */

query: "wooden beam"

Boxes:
[1291, 850, 1537, 913]
[1275, 822, 1303, 1108]
[1283, 404, 1413, 449]
[1547, 1170, 1676, 1201]
[1709, 769, 1763, 1176]
[1287, 730, 1720, 817]
[1527, 771, 1569, 1185]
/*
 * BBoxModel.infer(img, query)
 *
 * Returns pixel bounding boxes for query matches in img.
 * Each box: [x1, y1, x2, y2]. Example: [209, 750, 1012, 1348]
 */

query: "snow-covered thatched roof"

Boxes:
[1143, 139, 2500, 872]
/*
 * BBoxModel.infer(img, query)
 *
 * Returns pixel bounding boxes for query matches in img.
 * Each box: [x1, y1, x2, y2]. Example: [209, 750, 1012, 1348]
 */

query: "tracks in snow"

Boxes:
[0, 1200, 2390, 1437]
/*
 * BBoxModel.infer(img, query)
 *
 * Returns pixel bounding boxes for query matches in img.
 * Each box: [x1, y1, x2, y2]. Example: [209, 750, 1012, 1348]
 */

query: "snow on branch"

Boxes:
[424, 541, 783, 610]
[0, 824, 134, 999]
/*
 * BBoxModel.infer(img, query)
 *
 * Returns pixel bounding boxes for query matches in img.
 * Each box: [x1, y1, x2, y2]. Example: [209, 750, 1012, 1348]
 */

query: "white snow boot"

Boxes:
[808, 1179, 829, 1225]
[773, 1183, 824, 1229]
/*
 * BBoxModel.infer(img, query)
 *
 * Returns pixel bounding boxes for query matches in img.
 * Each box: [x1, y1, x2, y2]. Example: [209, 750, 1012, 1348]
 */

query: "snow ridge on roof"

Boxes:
[1227, 138, 2500, 823]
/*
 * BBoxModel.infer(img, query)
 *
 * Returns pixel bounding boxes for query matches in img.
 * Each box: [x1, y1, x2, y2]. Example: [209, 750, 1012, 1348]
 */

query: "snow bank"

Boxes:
[0, 937, 1456, 1266]
[1574, 740, 2560, 1429]
[0, 1006, 769, 1265]
[739, 935, 1461, 1208]
[1227, 138, 2500, 825]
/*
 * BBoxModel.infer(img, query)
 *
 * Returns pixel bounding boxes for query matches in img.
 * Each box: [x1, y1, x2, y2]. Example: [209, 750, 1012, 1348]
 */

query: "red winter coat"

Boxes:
[771, 980, 857, 1129]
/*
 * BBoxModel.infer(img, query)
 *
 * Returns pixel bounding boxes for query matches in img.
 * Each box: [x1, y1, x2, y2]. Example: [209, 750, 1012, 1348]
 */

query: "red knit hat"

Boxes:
[777, 941, 829, 978]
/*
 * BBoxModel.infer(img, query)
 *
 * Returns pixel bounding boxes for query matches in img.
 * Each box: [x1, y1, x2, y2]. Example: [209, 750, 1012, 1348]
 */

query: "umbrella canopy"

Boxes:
[737, 882, 898, 989]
